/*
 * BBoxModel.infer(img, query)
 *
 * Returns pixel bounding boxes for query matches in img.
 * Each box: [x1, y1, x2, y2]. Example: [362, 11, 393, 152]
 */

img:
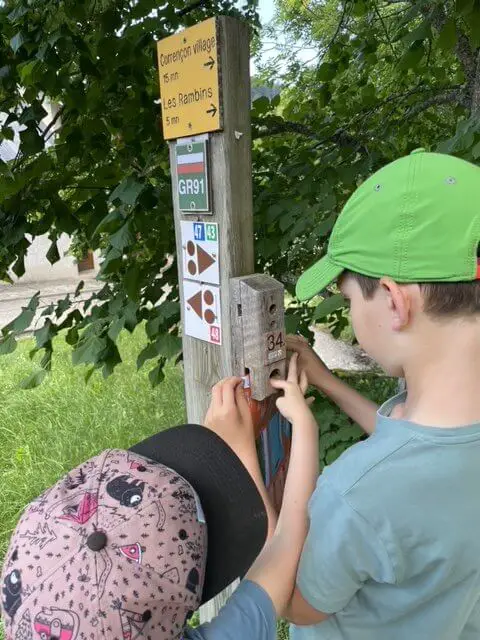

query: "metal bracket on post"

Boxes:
[230, 274, 287, 400]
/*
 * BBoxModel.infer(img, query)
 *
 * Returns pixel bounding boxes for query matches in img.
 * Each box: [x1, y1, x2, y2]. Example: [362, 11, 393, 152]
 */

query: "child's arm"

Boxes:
[244, 353, 320, 617]
[204, 376, 278, 539]
[287, 334, 378, 435]
[190, 358, 319, 640]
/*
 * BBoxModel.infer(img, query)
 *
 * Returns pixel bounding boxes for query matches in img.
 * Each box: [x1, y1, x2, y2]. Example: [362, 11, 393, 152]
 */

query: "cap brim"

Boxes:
[130, 425, 267, 604]
[296, 255, 344, 301]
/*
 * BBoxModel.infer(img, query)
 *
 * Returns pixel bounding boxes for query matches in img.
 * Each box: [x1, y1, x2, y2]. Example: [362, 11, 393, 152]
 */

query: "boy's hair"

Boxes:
[345, 270, 480, 317]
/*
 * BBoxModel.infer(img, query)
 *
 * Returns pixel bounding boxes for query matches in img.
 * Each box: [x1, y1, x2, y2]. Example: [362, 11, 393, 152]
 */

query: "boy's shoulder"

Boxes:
[322, 413, 415, 499]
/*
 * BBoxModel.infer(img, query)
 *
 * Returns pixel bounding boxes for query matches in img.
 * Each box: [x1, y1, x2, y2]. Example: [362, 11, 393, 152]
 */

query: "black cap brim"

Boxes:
[130, 425, 268, 604]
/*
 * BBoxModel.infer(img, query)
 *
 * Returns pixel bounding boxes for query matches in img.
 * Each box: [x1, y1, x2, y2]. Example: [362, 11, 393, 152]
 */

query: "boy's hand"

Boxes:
[204, 377, 255, 455]
[270, 353, 315, 423]
[286, 334, 332, 389]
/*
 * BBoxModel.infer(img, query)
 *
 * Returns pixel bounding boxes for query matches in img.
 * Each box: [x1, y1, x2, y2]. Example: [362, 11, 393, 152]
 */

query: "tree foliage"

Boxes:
[252, 0, 480, 334]
[2, 0, 480, 385]
[0, 0, 257, 384]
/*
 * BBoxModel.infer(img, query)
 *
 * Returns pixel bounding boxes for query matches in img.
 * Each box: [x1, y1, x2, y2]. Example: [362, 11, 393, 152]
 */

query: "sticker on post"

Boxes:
[176, 139, 211, 213]
[265, 330, 286, 365]
[181, 221, 219, 285]
[184, 280, 222, 345]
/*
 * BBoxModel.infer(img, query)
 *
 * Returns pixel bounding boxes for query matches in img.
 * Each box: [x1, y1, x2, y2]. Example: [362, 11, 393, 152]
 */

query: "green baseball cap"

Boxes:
[296, 149, 480, 301]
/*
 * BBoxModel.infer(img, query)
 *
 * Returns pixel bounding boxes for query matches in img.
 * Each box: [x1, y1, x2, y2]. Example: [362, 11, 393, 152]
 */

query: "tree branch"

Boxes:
[372, 0, 397, 59]
[430, 5, 476, 98]
[471, 50, 480, 113]
[402, 88, 467, 120]
[42, 105, 65, 141]
[254, 119, 369, 155]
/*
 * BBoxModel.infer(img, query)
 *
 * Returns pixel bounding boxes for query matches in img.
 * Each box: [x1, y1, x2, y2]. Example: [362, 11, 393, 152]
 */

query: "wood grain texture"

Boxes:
[231, 274, 287, 401]
[169, 16, 253, 622]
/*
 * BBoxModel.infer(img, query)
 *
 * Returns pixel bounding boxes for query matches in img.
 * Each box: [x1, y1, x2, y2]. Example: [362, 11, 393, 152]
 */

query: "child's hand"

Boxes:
[286, 334, 332, 389]
[270, 353, 315, 423]
[204, 377, 255, 455]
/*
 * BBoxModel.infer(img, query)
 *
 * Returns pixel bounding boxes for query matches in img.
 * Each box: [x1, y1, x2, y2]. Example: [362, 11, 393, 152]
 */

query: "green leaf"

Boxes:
[252, 96, 271, 115]
[20, 127, 44, 156]
[3, 294, 40, 334]
[10, 32, 26, 53]
[437, 18, 457, 51]
[0, 334, 17, 355]
[8, 5, 28, 22]
[46, 241, 60, 265]
[456, 0, 475, 15]
[109, 176, 144, 206]
[471, 139, 480, 158]
[316, 213, 337, 237]
[470, 6, 480, 46]
[325, 443, 348, 465]
[75, 280, 85, 297]
[137, 342, 158, 370]
[337, 424, 363, 442]
[2, 126, 14, 141]
[137, 333, 181, 370]
[109, 222, 134, 251]
[108, 317, 125, 341]
[402, 20, 431, 46]
[35, 320, 56, 349]
[148, 359, 166, 387]
[20, 369, 47, 390]
[398, 43, 425, 70]
[11, 255, 25, 278]
[124, 264, 141, 300]
[18, 60, 40, 85]
[317, 62, 336, 81]
[312, 294, 346, 320]
[72, 336, 106, 366]
[93, 208, 125, 236]
[102, 339, 122, 378]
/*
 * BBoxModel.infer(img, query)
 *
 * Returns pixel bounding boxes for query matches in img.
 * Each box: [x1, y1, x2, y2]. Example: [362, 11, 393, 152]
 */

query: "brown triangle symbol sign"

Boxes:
[187, 290, 203, 319]
[197, 244, 215, 274]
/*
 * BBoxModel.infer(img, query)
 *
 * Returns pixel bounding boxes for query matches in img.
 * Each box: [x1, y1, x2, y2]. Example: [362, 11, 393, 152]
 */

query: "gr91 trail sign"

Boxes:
[175, 139, 211, 213]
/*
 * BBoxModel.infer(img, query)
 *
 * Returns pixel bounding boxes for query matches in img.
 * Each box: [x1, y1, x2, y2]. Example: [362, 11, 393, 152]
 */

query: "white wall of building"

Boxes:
[11, 234, 99, 283]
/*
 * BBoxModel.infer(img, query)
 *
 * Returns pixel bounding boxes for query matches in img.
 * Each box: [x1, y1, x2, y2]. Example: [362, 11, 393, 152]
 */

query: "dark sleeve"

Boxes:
[184, 580, 276, 640]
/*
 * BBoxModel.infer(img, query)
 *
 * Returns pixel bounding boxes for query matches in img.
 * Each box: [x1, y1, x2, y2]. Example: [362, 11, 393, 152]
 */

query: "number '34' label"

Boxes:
[265, 330, 286, 365]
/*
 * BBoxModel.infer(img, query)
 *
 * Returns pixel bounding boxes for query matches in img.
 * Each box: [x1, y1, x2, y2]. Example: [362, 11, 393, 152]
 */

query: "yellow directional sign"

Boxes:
[157, 18, 222, 140]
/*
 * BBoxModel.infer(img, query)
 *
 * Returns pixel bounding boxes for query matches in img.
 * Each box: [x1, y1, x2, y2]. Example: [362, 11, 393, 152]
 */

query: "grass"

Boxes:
[0, 328, 186, 564]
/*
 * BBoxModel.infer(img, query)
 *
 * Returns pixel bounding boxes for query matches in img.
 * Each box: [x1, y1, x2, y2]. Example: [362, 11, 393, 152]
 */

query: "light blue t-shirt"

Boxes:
[292, 393, 480, 640]
[185, 580, 276, 639]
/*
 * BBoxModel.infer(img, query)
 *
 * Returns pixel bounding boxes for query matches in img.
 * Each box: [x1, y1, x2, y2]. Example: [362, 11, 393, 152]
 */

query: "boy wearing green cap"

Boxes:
[285, 150, 480, 639]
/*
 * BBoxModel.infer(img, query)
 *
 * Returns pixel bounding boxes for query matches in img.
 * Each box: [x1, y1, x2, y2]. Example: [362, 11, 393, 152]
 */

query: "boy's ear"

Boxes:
[379, 278, 412, 331]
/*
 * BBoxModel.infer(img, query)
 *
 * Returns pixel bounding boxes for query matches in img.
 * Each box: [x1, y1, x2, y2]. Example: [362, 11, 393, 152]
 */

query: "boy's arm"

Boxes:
[287, 335, 378, 435]
[245, 354, 324, 620]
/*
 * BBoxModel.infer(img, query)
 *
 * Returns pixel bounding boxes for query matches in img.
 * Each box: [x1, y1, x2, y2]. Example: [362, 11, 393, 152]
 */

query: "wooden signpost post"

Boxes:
[157, 15, 291, 621]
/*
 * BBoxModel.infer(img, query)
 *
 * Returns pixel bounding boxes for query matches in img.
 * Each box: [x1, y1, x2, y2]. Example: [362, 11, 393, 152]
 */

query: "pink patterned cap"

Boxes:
[0, 449, 207, 640]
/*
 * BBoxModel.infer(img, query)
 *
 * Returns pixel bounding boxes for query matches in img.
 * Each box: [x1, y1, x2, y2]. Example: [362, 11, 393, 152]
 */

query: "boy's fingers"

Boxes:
[288, 352, 298, 382]
[306, 396, 315, 406]
[300, 369, 308, 394]
[286, 334, 309, 347]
